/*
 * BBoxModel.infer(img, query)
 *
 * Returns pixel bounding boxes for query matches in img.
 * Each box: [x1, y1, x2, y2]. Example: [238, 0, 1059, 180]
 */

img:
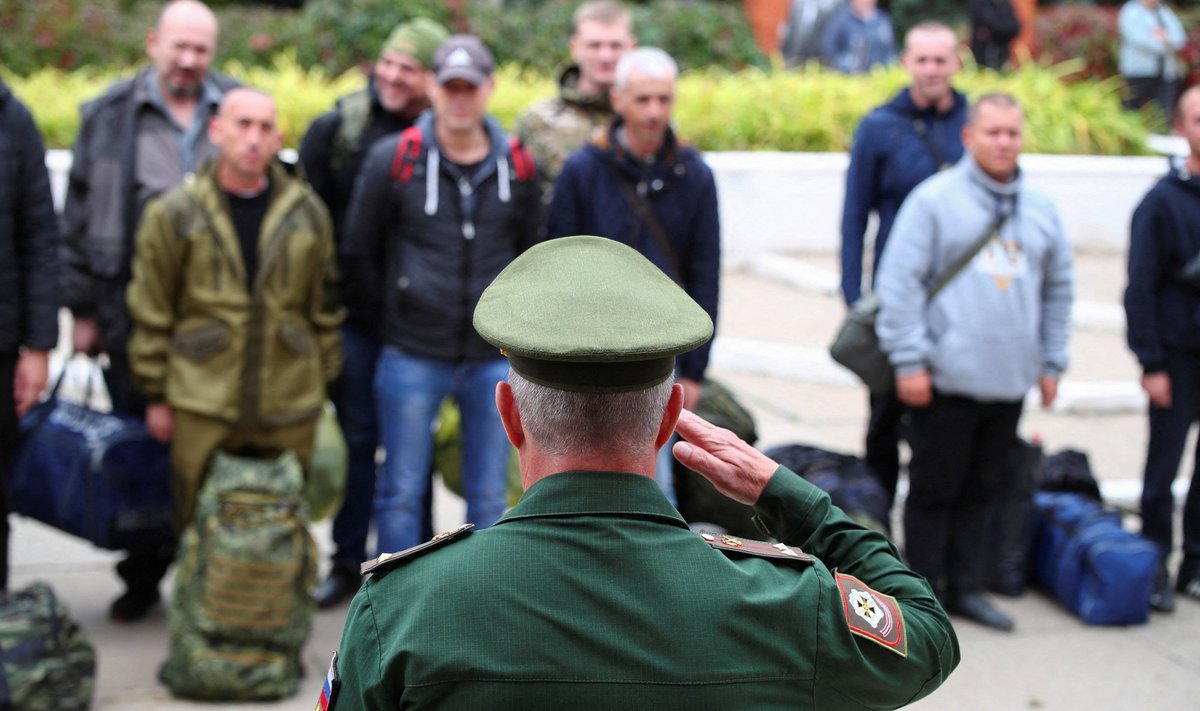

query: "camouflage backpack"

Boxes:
[159, 450, 317, 701]
[0, 582, 95, 711]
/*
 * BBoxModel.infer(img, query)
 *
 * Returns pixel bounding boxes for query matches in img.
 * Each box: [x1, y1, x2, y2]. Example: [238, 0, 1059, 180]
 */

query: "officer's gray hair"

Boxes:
[613, 47, 678, 91]
[508, 369, 672, 458]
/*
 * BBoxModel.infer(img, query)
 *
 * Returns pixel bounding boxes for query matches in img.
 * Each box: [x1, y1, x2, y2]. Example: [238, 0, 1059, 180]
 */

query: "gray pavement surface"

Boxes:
[12, 249, 1199, 710]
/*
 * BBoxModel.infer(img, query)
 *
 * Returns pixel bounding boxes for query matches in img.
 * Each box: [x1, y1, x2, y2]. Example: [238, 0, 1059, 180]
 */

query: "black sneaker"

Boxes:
[110, 586, 161, 623]
[314, 565, 361, 608]
[1151, 567, 1176, 613]
[948, 593, 1015, 631]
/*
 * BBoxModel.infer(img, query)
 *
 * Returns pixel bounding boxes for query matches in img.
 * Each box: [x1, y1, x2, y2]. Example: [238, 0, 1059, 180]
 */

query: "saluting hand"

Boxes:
[672, 409, 777, 505]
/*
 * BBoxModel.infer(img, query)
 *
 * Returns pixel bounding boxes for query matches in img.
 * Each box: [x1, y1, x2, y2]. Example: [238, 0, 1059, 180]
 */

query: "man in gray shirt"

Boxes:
[61, 0, 238, 623]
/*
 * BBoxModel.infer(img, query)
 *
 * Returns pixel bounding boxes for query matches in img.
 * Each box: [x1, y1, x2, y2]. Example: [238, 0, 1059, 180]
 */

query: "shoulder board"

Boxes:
[697, 530, 813, 566]
[389, 126, 424, 183]
[836, 573, 908, 657]
[360, 523, 474, 576]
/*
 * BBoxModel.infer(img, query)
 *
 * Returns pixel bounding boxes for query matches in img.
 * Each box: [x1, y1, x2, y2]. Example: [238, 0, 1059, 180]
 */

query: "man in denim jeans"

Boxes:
[341, 35, 542, 556]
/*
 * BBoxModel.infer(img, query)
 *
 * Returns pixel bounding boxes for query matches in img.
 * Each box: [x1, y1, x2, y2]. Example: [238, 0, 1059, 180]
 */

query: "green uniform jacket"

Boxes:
[333, 468, 960, 709]
[126, 160, 343, 426]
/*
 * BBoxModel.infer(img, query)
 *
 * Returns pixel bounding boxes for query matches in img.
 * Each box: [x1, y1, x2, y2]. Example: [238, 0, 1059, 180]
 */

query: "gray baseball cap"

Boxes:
[433, 35, 495, 86]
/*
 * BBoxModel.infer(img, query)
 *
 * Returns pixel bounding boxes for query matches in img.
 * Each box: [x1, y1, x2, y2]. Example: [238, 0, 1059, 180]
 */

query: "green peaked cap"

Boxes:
[473, 236, 714, 393]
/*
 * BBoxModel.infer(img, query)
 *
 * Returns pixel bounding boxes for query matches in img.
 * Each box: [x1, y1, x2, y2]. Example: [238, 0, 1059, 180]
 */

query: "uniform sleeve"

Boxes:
[840, 119, 881, 305]
[62, 106, 98, 318]
[125, 198, 185, 400]
[677, 165, 720, 382]
[753, 467, 960, 708]
[875, 190, 937, 374]
[333, 585, 397, 711]
[306, 197, 344, 384]
[1124, 191, 1166, 372]
[339, 139, 395, 327]
[514, 107, 557, 203]
[1039, 206, 1073, 377]
[14, 99, 61, 350]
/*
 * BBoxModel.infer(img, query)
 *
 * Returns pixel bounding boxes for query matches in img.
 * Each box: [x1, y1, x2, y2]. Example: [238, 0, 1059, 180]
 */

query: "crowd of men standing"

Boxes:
[2, 0, 1199, 703]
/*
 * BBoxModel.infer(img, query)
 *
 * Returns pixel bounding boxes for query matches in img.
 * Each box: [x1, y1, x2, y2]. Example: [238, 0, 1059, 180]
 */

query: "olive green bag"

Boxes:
[159, 450, 317, 701]
[0, 582, 95, 711]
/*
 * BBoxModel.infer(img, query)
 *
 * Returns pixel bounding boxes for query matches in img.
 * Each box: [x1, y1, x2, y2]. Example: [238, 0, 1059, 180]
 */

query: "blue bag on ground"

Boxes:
[1033, 491, 1159, 625]
[9, 367, 173, 552]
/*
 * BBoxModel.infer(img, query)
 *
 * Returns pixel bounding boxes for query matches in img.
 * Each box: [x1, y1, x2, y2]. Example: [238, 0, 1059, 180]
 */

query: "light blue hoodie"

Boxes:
[875, 155, 1074, 402]
[1118, 0, 1187, 81]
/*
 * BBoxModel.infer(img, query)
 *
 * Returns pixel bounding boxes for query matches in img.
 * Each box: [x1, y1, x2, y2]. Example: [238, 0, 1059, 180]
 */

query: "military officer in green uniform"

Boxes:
[321, 236, 960, 711]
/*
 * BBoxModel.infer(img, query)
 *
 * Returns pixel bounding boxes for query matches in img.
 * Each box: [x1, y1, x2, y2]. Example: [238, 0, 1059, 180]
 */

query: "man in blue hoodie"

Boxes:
[876, 93, 1074, 631]
[839, 21, 966, 506]
[1125, 84, 1200, 612]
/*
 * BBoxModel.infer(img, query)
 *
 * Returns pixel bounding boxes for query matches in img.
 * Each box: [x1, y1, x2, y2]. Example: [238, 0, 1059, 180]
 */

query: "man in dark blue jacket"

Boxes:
[298, 17, 448, 609]
[838, 21, 966, 506]
[1125, 84, 1200, 612]
[0, 80, 60, 593]
[341, 35, 542, 557]
[546, 46, 720, 505]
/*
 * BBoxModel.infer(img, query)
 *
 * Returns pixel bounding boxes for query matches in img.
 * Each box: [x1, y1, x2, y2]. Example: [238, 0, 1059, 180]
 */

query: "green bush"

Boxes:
[5, 57, 1149, 156]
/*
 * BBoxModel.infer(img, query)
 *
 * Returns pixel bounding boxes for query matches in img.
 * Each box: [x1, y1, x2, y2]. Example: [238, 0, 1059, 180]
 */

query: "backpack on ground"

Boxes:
[764, 443, 891, 534]
[1038, 448, 1103, 501]
[1032, 491, 1160, 625]
[159, 450, 317, 701]
[0, 582, 95, 711]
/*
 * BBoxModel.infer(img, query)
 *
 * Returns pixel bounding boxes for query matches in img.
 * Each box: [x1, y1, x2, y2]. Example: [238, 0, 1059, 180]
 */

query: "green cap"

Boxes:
[382, 17, 450, 69]
[473, 236, 713, 393]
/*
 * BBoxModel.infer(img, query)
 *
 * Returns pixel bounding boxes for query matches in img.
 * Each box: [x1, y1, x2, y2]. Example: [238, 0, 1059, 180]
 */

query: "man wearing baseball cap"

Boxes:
[340, 35, 542, 565]
[323, 236, 959, 709]
[299, 17, 450, 609]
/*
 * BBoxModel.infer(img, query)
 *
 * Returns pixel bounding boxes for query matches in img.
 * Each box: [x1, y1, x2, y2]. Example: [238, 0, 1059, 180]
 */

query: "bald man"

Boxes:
[62, 0, 239, 622]
[127, 88, 342, 539]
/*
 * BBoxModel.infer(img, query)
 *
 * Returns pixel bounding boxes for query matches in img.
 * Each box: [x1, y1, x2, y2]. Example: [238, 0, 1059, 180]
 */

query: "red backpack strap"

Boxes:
[389, 126, 424, 183]
[507, 135, 535, 182]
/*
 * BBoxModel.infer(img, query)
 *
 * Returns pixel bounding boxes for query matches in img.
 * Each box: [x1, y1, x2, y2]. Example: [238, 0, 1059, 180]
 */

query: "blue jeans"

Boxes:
[373, 347, 510, 554]
[329, 323, 382, 569]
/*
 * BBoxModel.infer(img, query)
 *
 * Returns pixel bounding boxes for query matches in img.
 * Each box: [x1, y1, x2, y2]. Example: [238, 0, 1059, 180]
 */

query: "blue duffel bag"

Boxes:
[1033, 492, 1160, 625]
[10, 365, 174, 552]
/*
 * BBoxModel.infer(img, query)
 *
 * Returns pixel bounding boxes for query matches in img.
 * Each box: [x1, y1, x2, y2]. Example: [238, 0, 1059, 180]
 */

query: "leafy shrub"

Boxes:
[1031, 3, 1119, 82]
[5, 57, 1149, 155]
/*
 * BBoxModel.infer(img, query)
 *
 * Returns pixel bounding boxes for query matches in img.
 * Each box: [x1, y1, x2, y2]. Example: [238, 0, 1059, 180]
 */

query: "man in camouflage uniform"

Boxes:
[514, 0, 635, 199]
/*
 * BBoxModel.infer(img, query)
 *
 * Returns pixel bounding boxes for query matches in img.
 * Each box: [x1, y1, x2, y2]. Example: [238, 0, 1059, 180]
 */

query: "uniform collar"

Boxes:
[496, 470, 690, 529]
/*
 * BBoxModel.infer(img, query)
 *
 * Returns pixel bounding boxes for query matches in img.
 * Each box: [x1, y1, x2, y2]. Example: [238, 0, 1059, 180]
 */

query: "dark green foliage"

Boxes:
[886, 0, 966, 40]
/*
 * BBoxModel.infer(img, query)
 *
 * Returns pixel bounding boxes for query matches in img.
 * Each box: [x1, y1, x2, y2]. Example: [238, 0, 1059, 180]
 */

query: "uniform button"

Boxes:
[397, 276, 410, 289]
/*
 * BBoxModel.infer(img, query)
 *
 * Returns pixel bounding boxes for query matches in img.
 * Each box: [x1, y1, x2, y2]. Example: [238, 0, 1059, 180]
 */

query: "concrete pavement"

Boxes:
[10, 249, 1199, 710]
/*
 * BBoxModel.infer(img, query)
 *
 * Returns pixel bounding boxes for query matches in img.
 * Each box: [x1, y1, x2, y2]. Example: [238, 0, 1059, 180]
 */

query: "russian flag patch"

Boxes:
[316, 650, 341, 710]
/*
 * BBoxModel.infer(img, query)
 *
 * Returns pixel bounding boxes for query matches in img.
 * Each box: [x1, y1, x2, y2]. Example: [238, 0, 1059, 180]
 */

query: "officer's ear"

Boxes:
[495, 381, 524, 448]
[654, 383, 684, 450]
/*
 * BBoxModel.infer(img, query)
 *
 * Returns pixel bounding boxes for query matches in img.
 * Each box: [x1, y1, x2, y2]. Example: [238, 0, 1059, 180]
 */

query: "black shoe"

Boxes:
[314, 566, 361, 608]
[110, 586, 161, 623]
[1151, 567, 1176, 613]
[948, 593, 1014, 631]
[1176, 576, 1200, 602]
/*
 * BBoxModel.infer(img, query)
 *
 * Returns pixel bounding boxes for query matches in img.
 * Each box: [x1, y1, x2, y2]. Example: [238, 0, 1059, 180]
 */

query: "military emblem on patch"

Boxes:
[316, 650, 341, 710]
[836, 573, 907, 657]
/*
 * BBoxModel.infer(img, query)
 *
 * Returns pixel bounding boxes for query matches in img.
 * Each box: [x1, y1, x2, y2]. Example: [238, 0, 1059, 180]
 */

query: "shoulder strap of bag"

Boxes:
[604, 161, 683, 282]
[911, 119, 951, 172]
[927, 211, 1008, 299]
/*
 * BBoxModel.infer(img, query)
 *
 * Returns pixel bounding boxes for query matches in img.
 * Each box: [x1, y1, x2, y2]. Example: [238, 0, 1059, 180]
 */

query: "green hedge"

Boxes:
[5, 55, 1149, 155]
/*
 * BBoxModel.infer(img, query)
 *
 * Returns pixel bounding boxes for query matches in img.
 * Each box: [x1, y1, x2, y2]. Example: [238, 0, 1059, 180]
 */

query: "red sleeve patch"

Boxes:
[836, 573, 908, 657]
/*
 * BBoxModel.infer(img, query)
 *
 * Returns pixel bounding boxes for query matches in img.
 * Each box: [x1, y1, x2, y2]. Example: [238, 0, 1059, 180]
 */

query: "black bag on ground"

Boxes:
[674, 380, 760, 538]
[0, 582, 96, 711]
[1039, 449, 1103, 501]
[984, 438, 1043, 597]
[763, 444, 891, 534]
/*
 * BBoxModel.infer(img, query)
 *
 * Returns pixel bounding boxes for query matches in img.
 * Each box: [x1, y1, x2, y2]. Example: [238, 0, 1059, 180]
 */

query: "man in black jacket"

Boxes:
[0, 80, 60, 594]
[1125, 84, 1200, 612]
[341, 35, 542, 558]
[969, 0, 1021, 71]
[60, 0, 237, 622]
[299, 17, 449, 609]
